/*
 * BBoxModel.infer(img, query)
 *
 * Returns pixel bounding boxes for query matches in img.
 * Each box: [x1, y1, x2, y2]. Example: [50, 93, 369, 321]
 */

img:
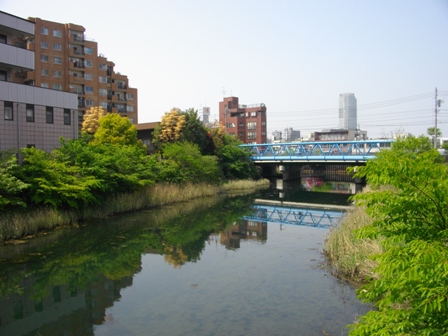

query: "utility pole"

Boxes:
[434, 87, 438, 148]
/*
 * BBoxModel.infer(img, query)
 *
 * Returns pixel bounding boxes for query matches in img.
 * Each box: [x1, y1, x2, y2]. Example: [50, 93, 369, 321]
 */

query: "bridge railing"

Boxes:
[239, 140, 394, 162]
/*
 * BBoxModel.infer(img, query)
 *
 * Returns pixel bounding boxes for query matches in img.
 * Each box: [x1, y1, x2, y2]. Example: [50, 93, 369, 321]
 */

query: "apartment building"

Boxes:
[219, 97, 267, 144]
[16, 17, 138, 127]
[0, 11, 78, 153]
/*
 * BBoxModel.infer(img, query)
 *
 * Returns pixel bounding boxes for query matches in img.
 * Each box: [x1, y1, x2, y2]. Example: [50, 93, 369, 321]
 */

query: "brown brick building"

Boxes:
[219, 96, 267, 144]
[16, 17, 138, 127]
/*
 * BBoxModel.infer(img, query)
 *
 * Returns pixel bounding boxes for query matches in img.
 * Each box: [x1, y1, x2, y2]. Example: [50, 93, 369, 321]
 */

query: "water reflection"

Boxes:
[0, 193, 365, 336]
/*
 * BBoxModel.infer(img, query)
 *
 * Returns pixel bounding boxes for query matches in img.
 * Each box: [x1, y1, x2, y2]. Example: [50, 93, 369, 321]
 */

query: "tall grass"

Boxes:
[323, 206, 383, 283]
[220, 178, 270, 191]
[0, 180, 267, 243]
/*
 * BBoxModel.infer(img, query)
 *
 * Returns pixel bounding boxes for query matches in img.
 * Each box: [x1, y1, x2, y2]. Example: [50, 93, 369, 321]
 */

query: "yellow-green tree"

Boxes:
[153, 108, 186, 148]
[81, 107, 106, 134]
[92, 113, 142, 147]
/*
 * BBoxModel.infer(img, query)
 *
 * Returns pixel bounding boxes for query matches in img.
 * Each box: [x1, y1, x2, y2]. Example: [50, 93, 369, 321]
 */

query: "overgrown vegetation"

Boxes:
[0, 107, 264, 243]
[326, 135, 448, 335]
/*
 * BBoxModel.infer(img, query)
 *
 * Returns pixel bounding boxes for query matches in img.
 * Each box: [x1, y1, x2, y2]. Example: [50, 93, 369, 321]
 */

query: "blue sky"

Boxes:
[3, 0, 448, 138]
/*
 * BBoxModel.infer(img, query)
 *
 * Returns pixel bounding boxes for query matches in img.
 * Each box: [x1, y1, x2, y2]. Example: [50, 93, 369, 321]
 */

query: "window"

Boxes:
[0, 34, 7, 44]
[53, 70, 62, 78]
[86, 99, 94, 107]
[228, 122, 235, 128]
[0, 70, 7, 81]
[26, 104, 34, 122]
[84, 47, 93, 54]
[85, 86, 94, 93]
[41, 83, 49, 88]
[53, 57, 62, 64]
[247, 121, 257, 130]
[53, 43, 62, 51]
[41, 41, 48, 49]
[99, 88, 107, 96]
[100, 102, 107, 109]
[84, 60, 93, 67]
[126, 93, 134, 100]
[41, 55, 49, 62]
[239, 122, 244, 127]
[99, 63, 107, 70]
[53, 29, 62, 37]
[40, 27, 48, 35]
[248, 132, 256, 140]
[4, 102, 13, 120]
[126, 105, 134, 112]
[262, 121, 266, 126]
[129, 117, 135, 124]
[99, 76, 107, 83]
[64, 109, 71, 125]
[84, 73, 93, 80]
[46, 106, 53, 124]
[41, 69, 49, 76]
[53, 84, 62, 90]
[251, 112, 257, 117]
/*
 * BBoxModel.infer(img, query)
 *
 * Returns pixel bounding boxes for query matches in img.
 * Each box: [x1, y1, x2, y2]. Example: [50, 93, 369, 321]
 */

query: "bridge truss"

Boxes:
[240, 140, 394, 163]
[243, 205, 344, 228]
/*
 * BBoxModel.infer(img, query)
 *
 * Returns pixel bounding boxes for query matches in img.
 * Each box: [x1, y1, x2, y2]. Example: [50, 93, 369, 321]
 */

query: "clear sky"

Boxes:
[2, 0, 448, 139]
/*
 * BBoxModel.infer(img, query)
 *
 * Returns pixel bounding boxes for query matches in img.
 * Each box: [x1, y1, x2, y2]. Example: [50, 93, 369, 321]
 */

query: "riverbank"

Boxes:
[0, 179, 270, 244]
[323, 205, 383, 284]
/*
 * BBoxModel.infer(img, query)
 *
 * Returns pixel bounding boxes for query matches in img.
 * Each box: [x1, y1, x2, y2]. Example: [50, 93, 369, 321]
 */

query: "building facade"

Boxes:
[15, 17, 138, 128]
[339, 93, 357, 131]
[0, 11, 78, 153]
[219, 97, 267, 144]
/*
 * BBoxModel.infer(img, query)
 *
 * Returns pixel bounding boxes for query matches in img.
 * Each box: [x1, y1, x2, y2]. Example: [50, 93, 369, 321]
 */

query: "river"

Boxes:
[0, 180, 370, 336]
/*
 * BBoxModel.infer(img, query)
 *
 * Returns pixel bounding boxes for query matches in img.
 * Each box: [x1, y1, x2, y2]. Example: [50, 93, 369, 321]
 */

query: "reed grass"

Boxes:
[323, 205, 383, 283]
[1, 180, 261, 243]
[220, 178, 270, 191]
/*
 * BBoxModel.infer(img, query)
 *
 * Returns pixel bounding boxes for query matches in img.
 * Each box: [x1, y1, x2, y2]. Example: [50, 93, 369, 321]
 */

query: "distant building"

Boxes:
[219, 97, 267, 144]
[201, 107, 210, 126]
[284, 128, 301, 142]
[339, 93, 357, 131]
[271, 130, 282, 142]
[314, 129, 367, 141]
[0, 11, 78, 153]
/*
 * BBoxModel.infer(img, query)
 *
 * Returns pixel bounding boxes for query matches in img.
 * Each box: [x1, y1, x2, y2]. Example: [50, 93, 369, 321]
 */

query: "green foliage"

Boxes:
[427, 126, 442, 138]
[351, 136, 447, 241]
[217, 142, 260, 180]
[153, 142, 220, 184]
[18, 147, 101, 208]
[180, 108, 215, 155]
[0, 152, 29, 210]
[348, 135, 448, 335]
[92, 113, 143, 148]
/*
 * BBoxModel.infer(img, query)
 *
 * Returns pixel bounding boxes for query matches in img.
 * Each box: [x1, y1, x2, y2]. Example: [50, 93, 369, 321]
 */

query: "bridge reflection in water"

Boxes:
[245, 202, 346, 229]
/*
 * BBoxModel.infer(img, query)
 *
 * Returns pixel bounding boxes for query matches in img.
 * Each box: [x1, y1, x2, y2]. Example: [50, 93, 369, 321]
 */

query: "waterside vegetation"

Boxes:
[324, 136, 448, 335]
[0, 107, 267, 243]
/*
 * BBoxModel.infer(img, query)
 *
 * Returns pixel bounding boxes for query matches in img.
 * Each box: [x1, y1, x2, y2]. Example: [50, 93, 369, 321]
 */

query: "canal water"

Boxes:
[0, 180, 370, 336]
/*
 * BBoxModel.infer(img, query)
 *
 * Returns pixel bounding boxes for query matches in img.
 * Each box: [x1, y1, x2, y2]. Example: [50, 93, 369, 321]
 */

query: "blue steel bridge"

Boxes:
[240, 140, 394, 163]
[244, 202, 345, 228]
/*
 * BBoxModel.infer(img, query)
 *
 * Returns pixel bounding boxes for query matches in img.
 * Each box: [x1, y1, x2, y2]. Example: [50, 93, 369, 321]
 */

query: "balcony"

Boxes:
[70, 74, 85, 84]
[0, 43, 34, 70]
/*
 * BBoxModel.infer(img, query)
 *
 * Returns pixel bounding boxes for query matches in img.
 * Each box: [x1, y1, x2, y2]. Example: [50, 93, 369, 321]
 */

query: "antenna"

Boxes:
[221, 87, 227, 97]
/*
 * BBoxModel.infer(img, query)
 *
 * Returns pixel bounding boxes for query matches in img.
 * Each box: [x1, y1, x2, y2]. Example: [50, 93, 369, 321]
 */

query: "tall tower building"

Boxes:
[339, 93, 357, 130]
[19, 17, 138, 128]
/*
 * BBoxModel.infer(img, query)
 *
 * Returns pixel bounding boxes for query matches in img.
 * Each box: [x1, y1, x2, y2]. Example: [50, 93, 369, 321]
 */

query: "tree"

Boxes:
[92, 113, 143, 148]
[0, 152, 29, 210]
[152, 108, 186, 149]
[180, 108, 215, 155]
[427, 127, 442, 138]
[81, 107, 106, 135]
[348, 135, 448, 335]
